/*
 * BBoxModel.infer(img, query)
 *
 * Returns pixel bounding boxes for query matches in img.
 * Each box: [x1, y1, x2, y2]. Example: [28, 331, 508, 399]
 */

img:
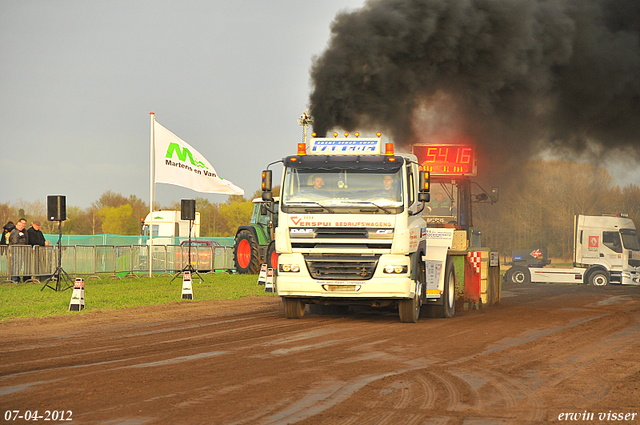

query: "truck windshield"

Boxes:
[141, 224, 159, 237]
[281, 168, 404, 213]
[620, 229, 640, 250]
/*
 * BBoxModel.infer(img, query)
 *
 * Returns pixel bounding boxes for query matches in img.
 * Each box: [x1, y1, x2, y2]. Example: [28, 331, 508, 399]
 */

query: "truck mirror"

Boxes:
[419, 170, 430, 192]
[418, 192, 430, 203]
[262, 170, 272, 192]
[491, 187, 499, 203]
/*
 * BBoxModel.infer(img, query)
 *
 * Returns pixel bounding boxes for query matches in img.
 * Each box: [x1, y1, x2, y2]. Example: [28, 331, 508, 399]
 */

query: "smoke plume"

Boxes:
[309, 0, 640, 174]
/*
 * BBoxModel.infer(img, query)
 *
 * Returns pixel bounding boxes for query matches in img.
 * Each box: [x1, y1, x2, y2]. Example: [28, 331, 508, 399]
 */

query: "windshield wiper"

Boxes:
[286, 201, 335, 214]
[351, 201, 392, 214]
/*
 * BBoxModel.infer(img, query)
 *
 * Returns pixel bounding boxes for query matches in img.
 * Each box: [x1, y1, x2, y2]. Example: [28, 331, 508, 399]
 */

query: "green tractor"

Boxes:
[233, 198, 279, 274]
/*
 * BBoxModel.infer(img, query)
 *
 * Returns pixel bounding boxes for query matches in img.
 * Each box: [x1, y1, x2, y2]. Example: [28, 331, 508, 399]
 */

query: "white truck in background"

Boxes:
[505, 214, 640, 286]
[141, 211, 200, 245]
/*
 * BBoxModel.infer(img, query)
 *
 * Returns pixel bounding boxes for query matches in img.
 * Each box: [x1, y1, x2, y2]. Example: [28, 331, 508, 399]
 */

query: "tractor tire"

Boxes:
[506, 265, 530, 284]
[586, 269, 609, 286]
[266, 241, 278, 271]
[234, 230, 261, 274]
[283, 298, 305, 319]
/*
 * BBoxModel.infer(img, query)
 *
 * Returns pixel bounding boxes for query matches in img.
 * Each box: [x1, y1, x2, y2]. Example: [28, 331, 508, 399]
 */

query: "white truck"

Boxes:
[260, 135, 467, 323]
[505, 214, 640, 286]
[141, 210, 201, 245]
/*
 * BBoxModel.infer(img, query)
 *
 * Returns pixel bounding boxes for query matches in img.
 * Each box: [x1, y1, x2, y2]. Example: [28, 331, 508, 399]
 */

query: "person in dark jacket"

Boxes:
[9, 218, 29, 282]
[27, 221, 49, 247]
[1, 221, 15, 245]
[27, 220, 50, 279]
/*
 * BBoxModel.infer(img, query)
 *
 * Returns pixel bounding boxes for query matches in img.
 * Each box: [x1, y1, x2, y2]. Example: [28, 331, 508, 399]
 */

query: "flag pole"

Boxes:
[149, 112, 155, 277]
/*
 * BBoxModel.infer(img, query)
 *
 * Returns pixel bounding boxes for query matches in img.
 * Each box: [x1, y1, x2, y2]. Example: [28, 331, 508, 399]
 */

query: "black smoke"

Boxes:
[309, 0, 640, 171]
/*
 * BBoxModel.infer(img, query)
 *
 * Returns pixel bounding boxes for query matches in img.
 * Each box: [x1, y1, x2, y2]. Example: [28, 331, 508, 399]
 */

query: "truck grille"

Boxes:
[314, 228, 368, 238]
[290, 227, 393, 251]
[305, 255, 379, 280]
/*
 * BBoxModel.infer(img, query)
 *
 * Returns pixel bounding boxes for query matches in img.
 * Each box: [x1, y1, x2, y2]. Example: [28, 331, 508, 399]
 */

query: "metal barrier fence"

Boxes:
[0, 244, 235, 282]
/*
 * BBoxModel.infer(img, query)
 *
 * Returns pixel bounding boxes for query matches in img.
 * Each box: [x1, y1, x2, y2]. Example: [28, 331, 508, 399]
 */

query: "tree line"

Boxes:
[474, 159, 640, 259]
[0, 188, 274, 237]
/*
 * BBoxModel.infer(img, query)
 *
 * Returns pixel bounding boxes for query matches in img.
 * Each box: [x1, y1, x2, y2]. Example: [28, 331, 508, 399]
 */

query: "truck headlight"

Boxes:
[279, 264, 301, 273]
[383, 265, 408, 274]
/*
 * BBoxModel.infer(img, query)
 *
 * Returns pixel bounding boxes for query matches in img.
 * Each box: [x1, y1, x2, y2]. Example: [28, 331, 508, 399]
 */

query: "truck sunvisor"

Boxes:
[284, 155, 404, 172]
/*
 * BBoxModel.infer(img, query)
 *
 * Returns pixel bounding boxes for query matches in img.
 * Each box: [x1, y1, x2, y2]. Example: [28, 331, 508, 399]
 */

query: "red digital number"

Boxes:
[459, 147, 471, 164]
[437, 147, 448, 163]
[425, 147, 437, 163]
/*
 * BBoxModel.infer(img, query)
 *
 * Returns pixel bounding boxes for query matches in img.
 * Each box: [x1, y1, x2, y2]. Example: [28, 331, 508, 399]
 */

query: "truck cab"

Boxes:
[142, 210, 201, 245]
[263, 135, 458, 323]
[574, 214, 640, 284]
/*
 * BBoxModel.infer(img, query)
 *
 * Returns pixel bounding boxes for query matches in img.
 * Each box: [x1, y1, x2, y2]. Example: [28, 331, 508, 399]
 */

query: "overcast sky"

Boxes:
[1, 0, 366, 209]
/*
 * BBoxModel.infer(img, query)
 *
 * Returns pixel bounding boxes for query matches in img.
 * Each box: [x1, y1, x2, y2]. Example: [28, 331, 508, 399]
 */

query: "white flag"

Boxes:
[154, 121, 244, 195]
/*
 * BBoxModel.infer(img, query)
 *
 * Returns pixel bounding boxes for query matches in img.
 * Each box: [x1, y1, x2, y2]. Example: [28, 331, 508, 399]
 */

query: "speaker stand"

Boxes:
[41, 221, 73, 292]
[171, 219, 203, 283]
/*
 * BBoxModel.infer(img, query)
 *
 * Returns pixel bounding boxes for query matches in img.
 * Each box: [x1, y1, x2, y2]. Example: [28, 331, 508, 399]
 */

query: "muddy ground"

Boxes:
[1, 282, 640, 425]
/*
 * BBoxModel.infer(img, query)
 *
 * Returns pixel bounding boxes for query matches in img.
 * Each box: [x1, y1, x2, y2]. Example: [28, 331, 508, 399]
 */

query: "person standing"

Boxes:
[27, 220, 49, 279]
[1, 221, 15, 245]
[27, 221, 49, 248]
[9, 218, 29, 282]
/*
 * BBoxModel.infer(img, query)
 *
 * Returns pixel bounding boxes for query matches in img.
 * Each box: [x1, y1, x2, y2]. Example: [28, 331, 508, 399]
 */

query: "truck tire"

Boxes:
[283, 297, 305, 319]
[234, 230, 260, 274]
[586, 269, 609, 286]
[399, 281, 422, 323]
[266, 241, 278, 271]
[506, 266, 530, 284]
[426, 259, 456, 318]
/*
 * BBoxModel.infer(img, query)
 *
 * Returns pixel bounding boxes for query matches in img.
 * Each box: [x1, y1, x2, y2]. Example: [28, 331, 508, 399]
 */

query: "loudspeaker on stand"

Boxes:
[47, 195, 66, 221]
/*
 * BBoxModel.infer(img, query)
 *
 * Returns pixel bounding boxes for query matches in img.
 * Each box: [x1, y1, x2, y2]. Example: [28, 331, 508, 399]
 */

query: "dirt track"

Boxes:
[1, 282, 640, 425]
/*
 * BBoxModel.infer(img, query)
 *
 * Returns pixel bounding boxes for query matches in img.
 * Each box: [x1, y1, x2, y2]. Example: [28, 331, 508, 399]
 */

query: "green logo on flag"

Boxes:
[165, 143, 208, 169]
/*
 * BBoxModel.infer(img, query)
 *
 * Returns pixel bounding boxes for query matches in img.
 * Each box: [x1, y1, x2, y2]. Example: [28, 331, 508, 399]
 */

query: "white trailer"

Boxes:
[506, 214, 640, 286]
[141, 210, 200, 245]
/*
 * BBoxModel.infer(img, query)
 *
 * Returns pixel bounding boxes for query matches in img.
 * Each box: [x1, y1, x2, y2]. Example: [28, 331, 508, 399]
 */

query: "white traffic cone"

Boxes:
[265, 268, 275, 293]
[257, 263, 268, 285]
[182, 271, 194, 300]
[69, 278, 85, 311]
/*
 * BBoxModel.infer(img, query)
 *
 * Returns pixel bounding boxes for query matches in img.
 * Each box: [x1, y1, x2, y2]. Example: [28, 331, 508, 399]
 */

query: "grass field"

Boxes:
[0, 273, 275, 321]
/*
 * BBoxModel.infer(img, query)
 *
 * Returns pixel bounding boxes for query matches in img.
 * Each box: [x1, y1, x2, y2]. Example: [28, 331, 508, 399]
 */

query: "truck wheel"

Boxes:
[266, 241, 278, 271]
[507, 266, 530, 284]
[587, 269, 609, 286]
[283, 298, 305, 319]
[399, 281, 422, 323]
[442, 260, 456, 318]
[234, 230, 260, 274]
[427, 259, 456, 318]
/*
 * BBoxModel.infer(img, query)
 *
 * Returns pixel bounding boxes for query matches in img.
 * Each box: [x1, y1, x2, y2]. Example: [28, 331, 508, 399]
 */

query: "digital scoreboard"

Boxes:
[411, 144, 477, 176]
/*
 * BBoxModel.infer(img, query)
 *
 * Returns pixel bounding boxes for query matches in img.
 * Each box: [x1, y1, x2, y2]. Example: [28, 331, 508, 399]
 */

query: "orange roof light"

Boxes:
[333, 132, 338, 138]
[311, 132, 317, 137]
[344, 132, 349, 137]
[297, 143, 306, 156]
[385, 143, 394, 156]
[355, 132, 360, 137]
[377, 132, 382, 137]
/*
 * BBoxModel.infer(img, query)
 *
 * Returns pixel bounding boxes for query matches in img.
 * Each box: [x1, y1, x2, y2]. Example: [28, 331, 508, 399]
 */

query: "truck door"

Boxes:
[602, 231, 624, 268]
[581, 230, 601, 261]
